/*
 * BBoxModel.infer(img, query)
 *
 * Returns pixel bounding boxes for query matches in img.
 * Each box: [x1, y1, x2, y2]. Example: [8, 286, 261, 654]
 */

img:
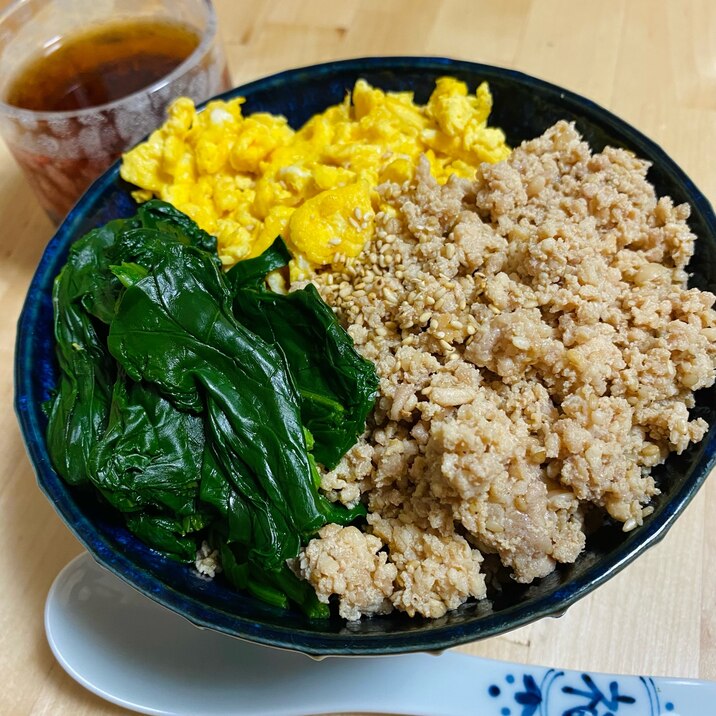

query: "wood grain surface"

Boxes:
[1, 1, 714, 714]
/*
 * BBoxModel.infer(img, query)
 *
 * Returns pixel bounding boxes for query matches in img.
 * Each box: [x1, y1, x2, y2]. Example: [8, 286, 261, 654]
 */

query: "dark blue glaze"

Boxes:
[14, 57, 716, 656]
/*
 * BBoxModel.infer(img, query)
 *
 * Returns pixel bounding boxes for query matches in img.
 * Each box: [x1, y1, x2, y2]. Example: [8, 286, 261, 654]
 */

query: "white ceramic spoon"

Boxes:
[46, 552, 714, 716]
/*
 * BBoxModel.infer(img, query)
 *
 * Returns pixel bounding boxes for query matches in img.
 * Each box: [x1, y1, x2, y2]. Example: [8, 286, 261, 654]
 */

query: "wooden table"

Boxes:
[1, 1, 714, 713]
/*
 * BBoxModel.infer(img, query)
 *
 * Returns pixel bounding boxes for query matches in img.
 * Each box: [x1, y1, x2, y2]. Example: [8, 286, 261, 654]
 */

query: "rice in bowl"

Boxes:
[297, 120, 716, 620]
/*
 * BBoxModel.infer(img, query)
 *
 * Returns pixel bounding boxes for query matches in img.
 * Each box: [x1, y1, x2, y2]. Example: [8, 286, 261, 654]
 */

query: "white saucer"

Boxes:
[44, 552, 481, 715]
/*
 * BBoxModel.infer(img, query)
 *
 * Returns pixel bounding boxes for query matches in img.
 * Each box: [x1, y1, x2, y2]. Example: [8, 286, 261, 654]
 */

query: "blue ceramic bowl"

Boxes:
[15, 57, 716, 656]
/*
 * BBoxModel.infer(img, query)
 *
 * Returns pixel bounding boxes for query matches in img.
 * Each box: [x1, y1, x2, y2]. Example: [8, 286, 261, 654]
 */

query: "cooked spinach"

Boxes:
[47, 200, 377, 616]
[126, 512, 210, 562]
[47, 222, 118, 486]
[228, 238, 380, 470]
[89, 376, 204, 516]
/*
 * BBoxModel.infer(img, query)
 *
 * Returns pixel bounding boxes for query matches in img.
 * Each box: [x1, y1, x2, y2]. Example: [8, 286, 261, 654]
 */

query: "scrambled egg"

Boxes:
[120, 77, 510, 278]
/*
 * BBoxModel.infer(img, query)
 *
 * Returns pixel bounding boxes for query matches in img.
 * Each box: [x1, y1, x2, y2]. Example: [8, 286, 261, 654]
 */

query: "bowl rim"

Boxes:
[14, 55, 716, 655]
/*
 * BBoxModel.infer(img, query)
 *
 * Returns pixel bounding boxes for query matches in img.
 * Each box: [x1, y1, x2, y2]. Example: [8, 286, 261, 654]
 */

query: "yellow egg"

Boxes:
[248, 205, 293, 260]
[287, 182, 373, 266]
[120, 77, 511, 275]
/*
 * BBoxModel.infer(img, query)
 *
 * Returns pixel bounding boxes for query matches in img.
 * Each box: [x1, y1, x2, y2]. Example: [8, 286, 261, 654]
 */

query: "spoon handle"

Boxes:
[361, 652, 715, 716]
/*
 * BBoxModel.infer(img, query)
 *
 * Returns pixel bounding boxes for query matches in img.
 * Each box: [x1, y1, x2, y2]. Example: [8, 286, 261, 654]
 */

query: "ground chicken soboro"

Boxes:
[295, 120, 716, 620]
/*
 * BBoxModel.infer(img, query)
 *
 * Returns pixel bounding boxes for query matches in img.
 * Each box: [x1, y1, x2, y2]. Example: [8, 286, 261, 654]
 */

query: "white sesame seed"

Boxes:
[511, 336, 531, 350]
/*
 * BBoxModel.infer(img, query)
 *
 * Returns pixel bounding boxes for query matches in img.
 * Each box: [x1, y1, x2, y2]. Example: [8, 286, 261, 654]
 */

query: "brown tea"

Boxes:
[5, 19, 201, 112]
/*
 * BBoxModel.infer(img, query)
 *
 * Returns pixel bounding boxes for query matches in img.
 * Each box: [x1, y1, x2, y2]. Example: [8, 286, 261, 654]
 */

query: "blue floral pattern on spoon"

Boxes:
[489, 670, 676, 715]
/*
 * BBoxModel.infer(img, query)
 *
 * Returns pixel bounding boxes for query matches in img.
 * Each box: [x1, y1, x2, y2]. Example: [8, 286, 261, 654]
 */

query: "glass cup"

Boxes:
[0, 0, 231, 224]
